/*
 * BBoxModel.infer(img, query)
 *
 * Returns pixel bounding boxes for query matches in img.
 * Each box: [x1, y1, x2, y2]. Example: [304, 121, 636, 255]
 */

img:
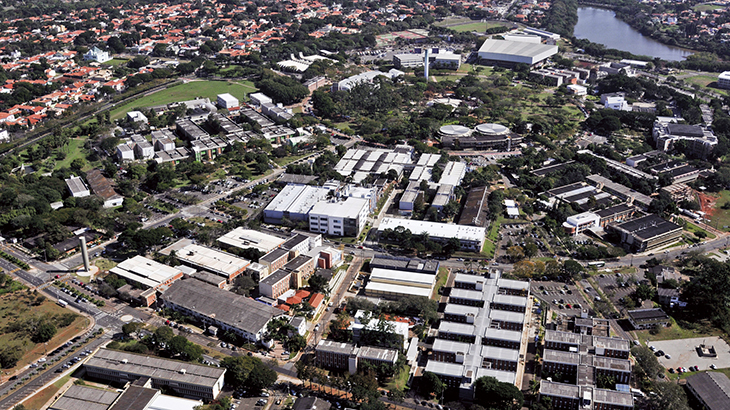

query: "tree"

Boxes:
[32, 321, 57, 343]
[122, 322, 144, 339]
[220, 356, 276, 393]
[154, 326, 174, 346]
[563, 259, 584, 279]
[308, 274, 329, 294]
[645, 381, 690, 410]
[287, 335, 306, 352]
[247, 360, 278, 393]
[350, 372, 380, 403]
[473, 376, 524, 410]
[634, 284, 656, 302]
[419, 371, 444, 399]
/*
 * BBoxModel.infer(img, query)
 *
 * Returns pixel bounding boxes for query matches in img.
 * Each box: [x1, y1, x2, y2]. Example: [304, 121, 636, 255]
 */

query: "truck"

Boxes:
[57, 299, 68, 308]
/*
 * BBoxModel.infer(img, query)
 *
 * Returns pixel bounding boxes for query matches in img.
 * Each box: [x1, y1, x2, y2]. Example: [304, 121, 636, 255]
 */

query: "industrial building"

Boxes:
[110, 256, 184, 306]
[378, 218, 486, 252]
[160, 279, 284, 343]
[65, 175, 90, 198]
[308, 197, 370, 237]
[477, 39, 558, 67]
[217, 228, 286, 254]
[611, 214, 682, 252]
[364, 267, 436, 299]
[425, 271, 530, 399]
[264, 184, 331, 224]
[459, 187, 489, 226]
[627, 308, 670, 330]
[653, 120, 718, 159]
[85, 169, 123, 208]
[84, 348, 226, 400]
[160, 240, 251, 282]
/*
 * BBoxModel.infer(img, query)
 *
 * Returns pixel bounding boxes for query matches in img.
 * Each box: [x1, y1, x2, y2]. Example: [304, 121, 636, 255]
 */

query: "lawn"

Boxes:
[22, 375, 72, 410]
[450, 22, 509, 33]
[684, 221, 716, 239]
[693, 3, 724, 11]
[109, 80, 258, 121]
[273, 153, 311, 167]
[637, 317, 721, 342]
[685, 74, 729, 96]
[433, 267, 449, 299]
[708, 190, 730, 231]
[0, 292, 90, 373]
[385, 365, 411, 391]
[102, 58, 129, 67]
[53, 138, 88, 171]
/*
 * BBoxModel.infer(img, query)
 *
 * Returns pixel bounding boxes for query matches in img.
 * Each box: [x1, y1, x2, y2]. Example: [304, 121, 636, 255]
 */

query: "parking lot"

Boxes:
[651, 336, 730, 372]
[531, 281, 589, 314]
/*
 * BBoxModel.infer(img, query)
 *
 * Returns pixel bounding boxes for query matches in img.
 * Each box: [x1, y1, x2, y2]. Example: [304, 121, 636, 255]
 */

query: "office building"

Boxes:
[653, 118, 718, 159]
[539, 382, 633, 410]
[586, 175, 653, 209]
[378, 217, 486, 252]
[332, 69, 404, 92]
[264, 184, 331, 224]
[216, 93, 239, 110]
[686, 371, 730, 410]
[314, 340, 399, 375]
[718, 72, 730, 89]
[259, 268, 293, 299]
[308, 197, 369, 237]
[49, 382, 203, 410]
[217, 228, 286, 254]
[364, 267, 436, 299]
[110, 256, 184, 306]
[611, 214, 682, 252]
[84, 349, 226, 400]
[161, 241, 250, 282]
[627, 308, 670, 330]
[333, 148, 414, 183]
[477, 39, 558, 67]
[161, 279, 284, 343]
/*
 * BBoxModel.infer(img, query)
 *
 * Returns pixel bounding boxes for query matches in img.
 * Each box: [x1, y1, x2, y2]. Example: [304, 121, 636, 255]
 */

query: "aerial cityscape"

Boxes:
[1, 0, 730, 409]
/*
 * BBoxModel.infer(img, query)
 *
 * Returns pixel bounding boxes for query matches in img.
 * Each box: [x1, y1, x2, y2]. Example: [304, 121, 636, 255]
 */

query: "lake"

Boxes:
[574, 7, 693, 61]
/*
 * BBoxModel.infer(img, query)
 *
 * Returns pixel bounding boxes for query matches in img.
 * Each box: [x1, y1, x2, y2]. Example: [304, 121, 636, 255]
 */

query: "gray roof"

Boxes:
[293, 397, 332, 410]
[260, 268, 292, 286]
[316, 340, 355, 355]
[108, 385, 159, 410]
[543, 349, 580, 365]
[260, 248, 289, 264]
[539, 381, 580, 398]
[369, 255, 439, 274]
[545, 330, 581, 345]
[594, 388, 634, 406]
[85, 349, 225, 388]
[687, 372, 730, 410]
[50, 385, 119, 410]
[484, 328, 522, 343]
[627, 308, 669, 322]
[161, 279, 281, 336]
[615, 214, 682, 240]
[593, 336, 631, 351]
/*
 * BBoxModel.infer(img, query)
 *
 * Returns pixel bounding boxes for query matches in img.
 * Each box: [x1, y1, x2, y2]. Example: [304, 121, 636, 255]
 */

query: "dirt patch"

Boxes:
[698, 191, 718, 217]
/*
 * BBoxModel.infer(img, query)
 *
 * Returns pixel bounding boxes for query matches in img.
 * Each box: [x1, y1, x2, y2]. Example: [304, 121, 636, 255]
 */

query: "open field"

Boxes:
[705, 190, 730, 231]
[685, 73, 729, 96]
[684, 221, 716, 239]
[693, 3, 724, 12]
[451, 22, 508, 33]
[53, 138, 87, 170]
[0, 291, 89, 374]
[102, 58, 128, 67]
[109, 80, 258, 121]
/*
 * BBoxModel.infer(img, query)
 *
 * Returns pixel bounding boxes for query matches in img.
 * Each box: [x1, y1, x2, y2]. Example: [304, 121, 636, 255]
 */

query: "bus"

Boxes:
[57, 299, 68, 308]
[587, 261, 606, 268]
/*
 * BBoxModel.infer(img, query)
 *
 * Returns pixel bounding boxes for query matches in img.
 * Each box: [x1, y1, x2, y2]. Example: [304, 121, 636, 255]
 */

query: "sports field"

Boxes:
[109, 79, 258, 120]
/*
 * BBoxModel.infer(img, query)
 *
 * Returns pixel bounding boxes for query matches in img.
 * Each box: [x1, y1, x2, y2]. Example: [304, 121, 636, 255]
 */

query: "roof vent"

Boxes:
[121, 359, 128, 364]
[180, 369, 186, 374]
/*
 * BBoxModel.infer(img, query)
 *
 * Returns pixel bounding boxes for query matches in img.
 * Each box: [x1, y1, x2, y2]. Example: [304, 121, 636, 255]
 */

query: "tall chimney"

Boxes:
[79, 237, 90, 272]
[424, 49, 430, 80]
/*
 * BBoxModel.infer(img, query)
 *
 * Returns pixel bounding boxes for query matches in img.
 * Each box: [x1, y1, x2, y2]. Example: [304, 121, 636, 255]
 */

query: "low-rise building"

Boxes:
[259, 268, 293, 299]
[686, 371, 730, 410]
[308, 197, 369, 237]
[110, 256, 184, 306]
[611, 214, 682, 252]
[161, 279, 284, 343]
[653, 119, 718, 159]
[627, 308, 670, 330]
[378, 218, 486, 252]
[65, 175, 90, 198]
[217, 228, 286, 254]
[216, 93, 239, 110]
[162, 241, 250, 282]
[264, 184, 331, 224]
[86, 168, 123, 208]
[84, 348, 226, 400]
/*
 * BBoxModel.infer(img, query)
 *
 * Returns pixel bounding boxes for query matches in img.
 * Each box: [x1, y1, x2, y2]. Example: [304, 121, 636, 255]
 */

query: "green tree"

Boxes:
[122, 322, 144, 339]
[33, 321, 57, 343]
[419, 371, 444, 399]
[473, 376, 524, 410]
[154, 326, 174, 346]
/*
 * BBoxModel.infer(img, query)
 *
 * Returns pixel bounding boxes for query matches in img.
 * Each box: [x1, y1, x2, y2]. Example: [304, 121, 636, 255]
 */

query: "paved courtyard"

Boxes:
[651, 336, 730, 370]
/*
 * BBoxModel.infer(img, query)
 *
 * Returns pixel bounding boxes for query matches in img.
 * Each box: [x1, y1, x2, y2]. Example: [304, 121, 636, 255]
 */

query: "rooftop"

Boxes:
[686, 372, 730, 410]
[161, 241, 250, 278]
[379, 217, 486, 242]
[315, 340, 355, 355]
[85, 348, 225, 388]
[628, 308, 670, 321]
[217, 228, 285, 253]
[614, 215, 682, 240]
[543, 349, 581, 365]
[110, 256, 183, 289]
[161, 279, 282, 336]
[478, 39, 558, 59]
[50, 385, 118, 410]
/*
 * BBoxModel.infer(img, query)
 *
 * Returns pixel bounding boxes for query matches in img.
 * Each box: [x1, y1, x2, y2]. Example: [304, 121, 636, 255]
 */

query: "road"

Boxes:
[605, 234, 730, 269]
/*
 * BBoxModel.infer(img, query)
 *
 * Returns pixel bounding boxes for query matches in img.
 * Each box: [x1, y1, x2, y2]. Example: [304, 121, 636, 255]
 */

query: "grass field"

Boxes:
[0, 292, 90, 374]
[685, 74, 729, 96]
[693, 3, 724, 11]
[102, 58, 128, 67]
[450, 22, 508, 33]
[385, 365, 411, 391]
[22, 375, 72, 410]
[708, 191, 730, 231]
[53, 138, 87, 170]
[109, 80, 258, 121]
[433, 267, 449, 299]
[637, 317, 720, 342]
[684, 221, 716, 239]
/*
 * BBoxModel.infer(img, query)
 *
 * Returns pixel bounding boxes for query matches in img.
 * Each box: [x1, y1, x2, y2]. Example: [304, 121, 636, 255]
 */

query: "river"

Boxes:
[574, 7, 693, 61]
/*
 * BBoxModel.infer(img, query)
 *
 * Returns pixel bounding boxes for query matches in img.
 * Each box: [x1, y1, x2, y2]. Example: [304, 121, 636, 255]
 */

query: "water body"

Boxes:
[574, 7, 693, 61]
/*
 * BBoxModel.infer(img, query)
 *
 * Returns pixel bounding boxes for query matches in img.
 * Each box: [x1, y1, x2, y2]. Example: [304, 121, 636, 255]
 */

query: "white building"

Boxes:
[217, 227, 286, 254]
[378, 217, 486, 252]
[562, 212, 601, 236]
[216, 93, 240, 110]
[332, 69, 404, 92]
[652, 118, 718, 159]
[504, 199, 520, 219]
[600, 93, 630, 111]
[127, 110, 148, 124]
[134, 141, 154, 159]
[65, 175, 90, 198]
[249, 92, 273, 107]
[264, 184, 331, 224]
[308, 197, 369, 237]
[116, 143, 135, 161]
[84, 46, 112, 63]
[567, 84, 587, 96]
[0, 130, 9, 142]
[477, 39, 558, 67]
[718, 72, 730, 89]
[438, 161, 467, 187]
